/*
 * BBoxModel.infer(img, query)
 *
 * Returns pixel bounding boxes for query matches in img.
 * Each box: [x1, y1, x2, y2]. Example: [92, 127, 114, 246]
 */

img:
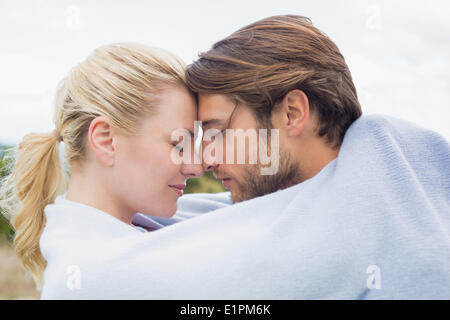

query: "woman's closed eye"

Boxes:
[172, 143, 184, 153]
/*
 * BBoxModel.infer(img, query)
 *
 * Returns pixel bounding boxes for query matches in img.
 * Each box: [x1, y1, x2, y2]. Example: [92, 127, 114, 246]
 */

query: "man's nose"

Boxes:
[202, 149, 219, 171]
[203, 159, 219, 172]
[181, 163, 203, 178]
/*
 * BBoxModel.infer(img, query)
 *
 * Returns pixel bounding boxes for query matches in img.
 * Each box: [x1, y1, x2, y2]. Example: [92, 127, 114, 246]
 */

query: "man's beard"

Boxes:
[228, 148, 305, 203]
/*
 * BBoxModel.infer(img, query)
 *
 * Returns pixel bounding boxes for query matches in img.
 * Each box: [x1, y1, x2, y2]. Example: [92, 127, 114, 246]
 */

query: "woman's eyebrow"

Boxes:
[169, 128, 195, 141]
[185, 128, 195, 136]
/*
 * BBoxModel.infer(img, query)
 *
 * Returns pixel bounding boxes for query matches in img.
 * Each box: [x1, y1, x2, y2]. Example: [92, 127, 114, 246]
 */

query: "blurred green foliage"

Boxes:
[0, 143, 225, 242]
[184, 171, 226, 194]
[0, 144, 14, 242]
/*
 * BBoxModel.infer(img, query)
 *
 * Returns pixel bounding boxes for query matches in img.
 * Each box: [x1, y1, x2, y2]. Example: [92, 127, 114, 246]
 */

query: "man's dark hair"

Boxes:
[186, 15, 362, 148]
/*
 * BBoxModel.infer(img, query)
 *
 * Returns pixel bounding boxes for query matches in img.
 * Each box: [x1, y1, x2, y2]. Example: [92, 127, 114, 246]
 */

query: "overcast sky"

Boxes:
[1, 0, 449, 145]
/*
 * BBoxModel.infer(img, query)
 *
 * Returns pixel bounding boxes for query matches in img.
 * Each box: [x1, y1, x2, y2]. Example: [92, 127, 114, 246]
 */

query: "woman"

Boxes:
[0, 43, 204, 288]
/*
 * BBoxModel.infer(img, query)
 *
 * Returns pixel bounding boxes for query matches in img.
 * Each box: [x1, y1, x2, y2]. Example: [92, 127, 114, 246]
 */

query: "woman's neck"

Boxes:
[65, 166, 135, 225]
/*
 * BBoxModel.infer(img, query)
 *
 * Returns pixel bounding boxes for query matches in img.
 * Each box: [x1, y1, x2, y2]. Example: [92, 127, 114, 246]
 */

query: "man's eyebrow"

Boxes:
[201, 119, 226, 128]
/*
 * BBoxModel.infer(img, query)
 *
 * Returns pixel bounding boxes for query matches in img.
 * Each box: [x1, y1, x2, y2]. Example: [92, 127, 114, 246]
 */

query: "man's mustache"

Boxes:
[212, 169, 233, 181]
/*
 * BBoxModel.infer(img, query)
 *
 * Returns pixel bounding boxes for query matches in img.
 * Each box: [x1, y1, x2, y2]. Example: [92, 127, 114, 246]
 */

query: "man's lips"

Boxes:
[169, 184, 185, 197]
[217, 177, 232, 188]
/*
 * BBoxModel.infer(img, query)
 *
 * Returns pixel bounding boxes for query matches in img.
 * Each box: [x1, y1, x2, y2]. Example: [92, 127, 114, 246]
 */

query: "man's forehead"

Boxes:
[198, 93, 236, 122]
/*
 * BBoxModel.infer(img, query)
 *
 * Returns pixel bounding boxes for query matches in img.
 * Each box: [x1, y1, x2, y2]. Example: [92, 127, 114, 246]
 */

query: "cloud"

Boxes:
[0, 54, 66, 144]
[0, 0, 449, 144]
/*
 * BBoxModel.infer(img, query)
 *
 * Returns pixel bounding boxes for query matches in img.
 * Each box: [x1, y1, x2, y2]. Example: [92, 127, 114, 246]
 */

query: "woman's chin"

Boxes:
[160, 207, 177, 218]
[142, 203, 177, 218]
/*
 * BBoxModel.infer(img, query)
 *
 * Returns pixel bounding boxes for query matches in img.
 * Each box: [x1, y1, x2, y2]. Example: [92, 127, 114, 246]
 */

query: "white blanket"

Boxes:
[40, 115, 450, 299]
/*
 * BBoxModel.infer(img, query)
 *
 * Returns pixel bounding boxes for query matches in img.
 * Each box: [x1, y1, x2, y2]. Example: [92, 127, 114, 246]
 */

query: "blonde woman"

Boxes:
[0, 43, 211, 289]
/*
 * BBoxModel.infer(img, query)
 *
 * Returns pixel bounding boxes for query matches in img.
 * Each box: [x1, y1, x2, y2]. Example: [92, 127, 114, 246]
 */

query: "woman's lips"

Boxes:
[169, 184, 185, 197]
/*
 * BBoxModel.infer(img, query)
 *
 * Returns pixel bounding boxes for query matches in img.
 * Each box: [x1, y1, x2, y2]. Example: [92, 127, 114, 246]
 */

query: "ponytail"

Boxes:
[0, 43, 189, 288]
[0, 131, 66, 287]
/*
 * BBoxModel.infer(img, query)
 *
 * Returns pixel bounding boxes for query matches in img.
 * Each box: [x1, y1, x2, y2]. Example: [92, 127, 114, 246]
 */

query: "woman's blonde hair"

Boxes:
[0, 43, 187, 287]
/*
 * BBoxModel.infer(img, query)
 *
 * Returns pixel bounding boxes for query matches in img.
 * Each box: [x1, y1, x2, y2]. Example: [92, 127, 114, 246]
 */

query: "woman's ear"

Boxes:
[88, 116, 116, 167]
[277, 89, 310, 137]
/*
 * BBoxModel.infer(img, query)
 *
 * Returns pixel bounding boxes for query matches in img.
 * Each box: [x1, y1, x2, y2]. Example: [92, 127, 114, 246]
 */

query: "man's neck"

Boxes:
[295, 138, 340, 181]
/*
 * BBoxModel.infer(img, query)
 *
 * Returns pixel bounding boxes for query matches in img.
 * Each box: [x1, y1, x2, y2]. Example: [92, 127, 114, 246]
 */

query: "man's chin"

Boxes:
[230, 192, 243, 204]
[229, 185, 252, 203]
[227, 185, 238, 203]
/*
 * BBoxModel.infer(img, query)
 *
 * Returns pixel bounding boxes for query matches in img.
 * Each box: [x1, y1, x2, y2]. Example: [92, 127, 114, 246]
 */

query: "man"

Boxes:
[186, 15, 362, 203]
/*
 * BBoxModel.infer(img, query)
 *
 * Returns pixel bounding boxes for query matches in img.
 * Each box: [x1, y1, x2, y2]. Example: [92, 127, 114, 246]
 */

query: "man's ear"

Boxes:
[88, 116, 116, 167]
[277, 89, 310, 137]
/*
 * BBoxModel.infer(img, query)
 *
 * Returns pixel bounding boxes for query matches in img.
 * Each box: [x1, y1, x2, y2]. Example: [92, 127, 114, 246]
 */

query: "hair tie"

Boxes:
[53, 130, 63, 142]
